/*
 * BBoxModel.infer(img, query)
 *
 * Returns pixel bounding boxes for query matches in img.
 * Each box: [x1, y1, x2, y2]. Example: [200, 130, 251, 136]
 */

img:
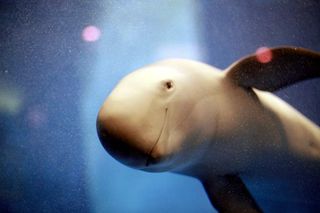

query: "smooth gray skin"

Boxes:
[97, 47, 320, 212]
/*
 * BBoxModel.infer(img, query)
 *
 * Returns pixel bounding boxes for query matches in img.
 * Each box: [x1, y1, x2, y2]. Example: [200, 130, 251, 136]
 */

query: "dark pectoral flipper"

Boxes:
[226, 47, 320, 91]
[201, 175, 262, 213]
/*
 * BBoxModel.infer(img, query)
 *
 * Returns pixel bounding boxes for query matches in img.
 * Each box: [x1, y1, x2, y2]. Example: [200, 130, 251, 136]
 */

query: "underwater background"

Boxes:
[0, 1, 319, 212]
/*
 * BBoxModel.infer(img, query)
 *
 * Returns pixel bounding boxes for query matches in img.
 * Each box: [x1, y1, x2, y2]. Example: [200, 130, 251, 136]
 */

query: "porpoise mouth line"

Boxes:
[146, 107, 168, 166]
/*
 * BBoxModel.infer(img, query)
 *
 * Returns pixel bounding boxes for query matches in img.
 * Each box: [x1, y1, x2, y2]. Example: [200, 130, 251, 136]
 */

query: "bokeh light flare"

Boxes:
[256, 46, 272, 63]
[82, 25, 101, 42]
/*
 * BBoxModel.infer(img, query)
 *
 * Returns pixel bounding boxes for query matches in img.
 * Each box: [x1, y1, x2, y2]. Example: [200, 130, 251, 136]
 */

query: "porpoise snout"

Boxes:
[96, 105, 152, 168]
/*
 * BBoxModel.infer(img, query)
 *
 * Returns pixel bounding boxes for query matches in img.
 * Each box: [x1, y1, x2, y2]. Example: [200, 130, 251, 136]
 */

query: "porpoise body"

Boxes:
[97, 47, 320, 212]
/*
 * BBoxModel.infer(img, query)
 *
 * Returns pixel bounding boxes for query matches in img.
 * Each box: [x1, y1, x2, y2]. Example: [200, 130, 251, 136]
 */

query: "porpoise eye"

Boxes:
[163, 80, 174, 91]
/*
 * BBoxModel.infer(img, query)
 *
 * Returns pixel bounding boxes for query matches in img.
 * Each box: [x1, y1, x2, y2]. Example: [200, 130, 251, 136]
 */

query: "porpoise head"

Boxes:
[96, 59, 222, 172]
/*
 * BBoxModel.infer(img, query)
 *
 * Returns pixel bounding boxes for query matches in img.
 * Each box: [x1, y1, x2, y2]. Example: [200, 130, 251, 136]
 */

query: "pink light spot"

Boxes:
[256, 47, 272, 63]
[26, 106, 47, 128]
[82, 25, 101, 42]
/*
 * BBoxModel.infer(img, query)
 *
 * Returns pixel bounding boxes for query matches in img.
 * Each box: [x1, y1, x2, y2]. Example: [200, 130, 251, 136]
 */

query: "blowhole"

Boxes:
[165, 80, 174, 90]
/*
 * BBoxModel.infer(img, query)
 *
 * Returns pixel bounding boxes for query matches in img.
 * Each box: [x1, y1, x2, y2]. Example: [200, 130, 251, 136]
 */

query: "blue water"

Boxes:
[0, 1, 319, 212]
